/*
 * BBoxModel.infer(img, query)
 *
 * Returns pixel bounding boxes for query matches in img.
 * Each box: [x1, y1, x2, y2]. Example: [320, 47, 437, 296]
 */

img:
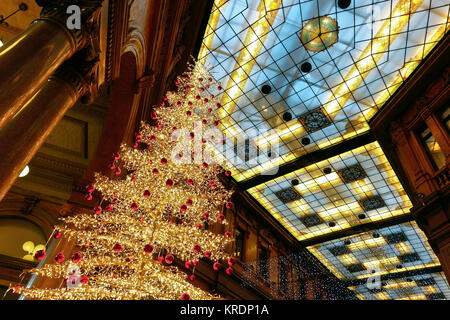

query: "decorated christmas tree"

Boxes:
[12, 60, 236, 300]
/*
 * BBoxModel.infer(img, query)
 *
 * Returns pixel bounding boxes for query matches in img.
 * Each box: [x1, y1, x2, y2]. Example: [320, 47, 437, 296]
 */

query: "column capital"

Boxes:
[50, 47, 99, 103]
[35, 0, 103, 53]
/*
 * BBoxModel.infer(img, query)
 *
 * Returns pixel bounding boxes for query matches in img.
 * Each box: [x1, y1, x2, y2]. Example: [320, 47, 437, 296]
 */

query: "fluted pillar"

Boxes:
[0, 53, 98, 202]
[0, 2, 101, 130]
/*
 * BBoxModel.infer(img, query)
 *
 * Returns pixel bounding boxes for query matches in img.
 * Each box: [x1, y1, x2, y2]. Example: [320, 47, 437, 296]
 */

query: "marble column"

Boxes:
[0, 53, 98, 202]
[0, 2, 101, 130]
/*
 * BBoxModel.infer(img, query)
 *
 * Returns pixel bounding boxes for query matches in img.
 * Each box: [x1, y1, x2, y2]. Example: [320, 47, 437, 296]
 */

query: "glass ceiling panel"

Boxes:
[199, 0, 450, 182]
[247, 141, 412, 241]
[350, 272, 450, 300]
[307, 221, 449, 300]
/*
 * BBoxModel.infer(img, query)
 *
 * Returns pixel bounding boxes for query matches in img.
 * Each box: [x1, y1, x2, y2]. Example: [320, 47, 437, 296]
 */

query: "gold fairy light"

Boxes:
[12, 60, 236, 300]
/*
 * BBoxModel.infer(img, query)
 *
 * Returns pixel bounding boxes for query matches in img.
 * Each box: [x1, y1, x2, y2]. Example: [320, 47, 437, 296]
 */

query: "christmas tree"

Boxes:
[12, 60, 236, 300]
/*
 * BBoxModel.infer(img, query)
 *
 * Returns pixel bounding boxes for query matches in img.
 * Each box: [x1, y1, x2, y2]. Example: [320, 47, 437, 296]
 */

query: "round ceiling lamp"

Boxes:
[338, 0, 352, 9]
[19, 165, 29, 177]
[300, 16, 339, 52]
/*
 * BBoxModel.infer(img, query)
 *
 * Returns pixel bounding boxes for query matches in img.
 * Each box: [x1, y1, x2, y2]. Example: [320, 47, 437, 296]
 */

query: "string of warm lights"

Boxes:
[12, 60, 236, 300]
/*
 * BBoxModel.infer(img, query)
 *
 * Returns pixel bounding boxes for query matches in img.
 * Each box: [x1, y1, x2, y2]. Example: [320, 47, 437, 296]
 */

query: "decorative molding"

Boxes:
[389, 121, 408, 147]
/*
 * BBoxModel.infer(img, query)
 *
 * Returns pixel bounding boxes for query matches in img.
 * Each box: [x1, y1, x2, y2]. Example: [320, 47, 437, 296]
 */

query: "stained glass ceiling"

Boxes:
[247, 142, 411, 241]
[197, 0, 450, 300]
[199, 0, 449, 182]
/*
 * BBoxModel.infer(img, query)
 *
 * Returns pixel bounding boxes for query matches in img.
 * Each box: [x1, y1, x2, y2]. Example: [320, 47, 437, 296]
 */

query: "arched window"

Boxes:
[0, 217, 47, 261]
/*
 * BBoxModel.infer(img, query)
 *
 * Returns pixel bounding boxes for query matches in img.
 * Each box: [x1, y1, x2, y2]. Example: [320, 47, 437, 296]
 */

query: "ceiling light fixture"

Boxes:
[0, 3, 28, 25]
[19, 165, 29, 177]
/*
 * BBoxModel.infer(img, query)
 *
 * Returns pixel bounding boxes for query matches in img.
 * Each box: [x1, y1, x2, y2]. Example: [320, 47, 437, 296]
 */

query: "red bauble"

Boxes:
[143, 190, 151, 197]
[165, 254, 174, 264]
[189, 132, 195, 139]
[193, 260, 198, 267]
[204, 251, 211, 258]
[166, 179, 174, 187]
[53, 230, 62, 239]
[202, 212, 209, 219]
[202, 119, 207, 124]
[226, 267, 233, 275]
[186, 110, 192, 116]
[213, 120, 219, 126]
[193, 244, 201, 253]
[71, 252, 82, 263]
[224, 232, 231, 238]
[204, 98, 209, 103]
[106, 205, 113, 212]
[158, 256, 164, 263]
[12, 285, 21, 294]
[132, 143, 138, 149]
[185, 261, 191, 269]
[208, 107, 213, 113]
[218, 214, 225, 222]
[216, 103, 221, 108]
[180, 204, 187, 212]
[187, 178, 194, 185]
[208, 77, 213, 82]
[186, 199, 193, 206]
[195, 95, 201, 100]
[144, 244, 153, 254]
[218, 85, 222, 90]
[113, 243, 122, 252]
[109, 163, 115, 170]
[152, 168, 159, 174]
[181, 293, 190, 300]
[114, 167, 121, 175]
[195, 223, 201, 229]
[228, 257, 236, 266]
[131, 175, 137, 181]
[93, 206, 102, 214]
[86, 184, 95, 192]
[85, 193, 93, 201]
[149, 135, 156, 141]
[80, 276, 89, 284]
[202, 162, 208, 168]
[189, 275, 195, 281]
[113, 152, 120, 160]
[213, 262, 221, 271]
[161, 158, 168, 164]
[226, 202, 233, 209]
[130, 202, 138, 210]
[150, 111, 157, 120]
[34, 250, 46, 261]
[55, 252, 66, 262]
[225, 170, 231, 176]
[188, 101, 193, 106]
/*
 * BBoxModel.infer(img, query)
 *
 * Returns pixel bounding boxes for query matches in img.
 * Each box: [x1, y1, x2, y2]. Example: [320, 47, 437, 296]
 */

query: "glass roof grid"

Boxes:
[352, 272, 450, 300]
[247, 142, 413, 240]
[200, 0, 449, 179]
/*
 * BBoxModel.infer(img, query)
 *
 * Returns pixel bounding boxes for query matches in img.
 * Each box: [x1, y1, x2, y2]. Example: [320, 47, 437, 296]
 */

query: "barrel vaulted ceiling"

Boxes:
[198, 0, 450, 300]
